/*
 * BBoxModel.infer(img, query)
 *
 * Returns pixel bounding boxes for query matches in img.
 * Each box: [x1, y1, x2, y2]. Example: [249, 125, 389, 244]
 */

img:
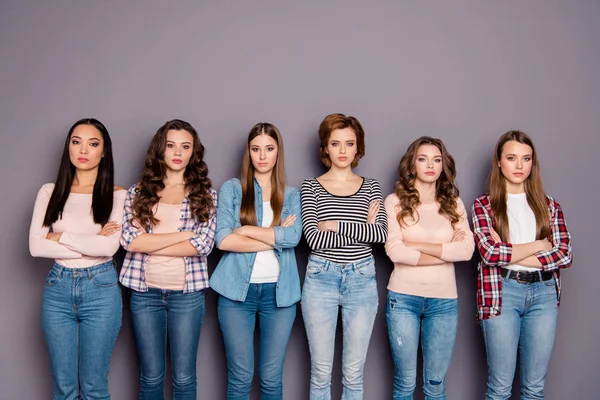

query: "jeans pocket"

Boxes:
[357, 263, 376, 278]
[44, 269, 61, 287]
[306, 264, 324, 276]
[92, 268, 119, 287]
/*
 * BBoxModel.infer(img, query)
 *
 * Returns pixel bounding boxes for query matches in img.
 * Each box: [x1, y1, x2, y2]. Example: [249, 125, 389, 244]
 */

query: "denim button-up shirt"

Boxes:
[209, 178, 302, 307]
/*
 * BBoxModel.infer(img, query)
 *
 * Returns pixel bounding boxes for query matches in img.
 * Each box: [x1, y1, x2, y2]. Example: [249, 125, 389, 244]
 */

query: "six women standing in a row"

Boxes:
[29, 115, 572, 400]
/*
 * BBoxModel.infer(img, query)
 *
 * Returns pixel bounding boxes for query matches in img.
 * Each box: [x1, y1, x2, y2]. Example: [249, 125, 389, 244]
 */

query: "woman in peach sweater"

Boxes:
[29, 118, 125, 399]
[384, 136, 474, 400]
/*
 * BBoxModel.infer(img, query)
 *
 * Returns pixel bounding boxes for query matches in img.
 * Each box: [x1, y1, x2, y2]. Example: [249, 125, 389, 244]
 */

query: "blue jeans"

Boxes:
[41, 261, 122, 400]
[386, 291, 458, 400]
[130, 288, 206, 400]
[301, 255, 378, 400]
[480, 275, 558, 400]
[217, 283, 296, 400]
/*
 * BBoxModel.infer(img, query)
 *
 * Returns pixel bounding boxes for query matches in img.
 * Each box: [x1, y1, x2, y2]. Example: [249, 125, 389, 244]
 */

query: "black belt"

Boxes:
[501, 268, 553, 284]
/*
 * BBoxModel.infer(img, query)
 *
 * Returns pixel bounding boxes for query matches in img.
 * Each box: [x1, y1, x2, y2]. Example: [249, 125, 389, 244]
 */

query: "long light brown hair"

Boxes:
[132, 119, 214, 229]
[488, 130, 549, 241]
[395, 136, 461, 228]
[240, 123, 286, 226]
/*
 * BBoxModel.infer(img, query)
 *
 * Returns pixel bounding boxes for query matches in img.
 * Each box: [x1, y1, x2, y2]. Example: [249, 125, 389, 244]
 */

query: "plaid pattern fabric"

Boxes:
[472, 194, 572, 320]
[119, 184, 217, 293]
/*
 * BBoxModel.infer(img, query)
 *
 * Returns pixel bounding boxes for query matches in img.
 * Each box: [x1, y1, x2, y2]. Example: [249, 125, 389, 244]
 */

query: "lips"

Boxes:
[77, 157, 89, 163]
[172, 159, 182, 164]
[425, 171, 436, 176]
[338, 157, 348, 161]
[513, 172, 524, 177]
[258, 163, 269, 167]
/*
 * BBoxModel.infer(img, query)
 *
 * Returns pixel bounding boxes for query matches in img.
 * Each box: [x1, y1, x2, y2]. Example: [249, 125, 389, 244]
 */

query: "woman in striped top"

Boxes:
[301, 113, 387, 400]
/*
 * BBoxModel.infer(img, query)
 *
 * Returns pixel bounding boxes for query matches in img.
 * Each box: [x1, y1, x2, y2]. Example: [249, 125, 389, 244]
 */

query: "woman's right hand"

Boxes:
[367, 200, 380, 224]
[538, 238, 553, 252]
[451, 229, 466, 242]
[280, 215, 296, 227]
[98, 222, 121, 236]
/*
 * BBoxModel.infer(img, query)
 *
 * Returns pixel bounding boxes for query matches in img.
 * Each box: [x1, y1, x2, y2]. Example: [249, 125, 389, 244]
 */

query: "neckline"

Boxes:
[314, 177, 365, 198]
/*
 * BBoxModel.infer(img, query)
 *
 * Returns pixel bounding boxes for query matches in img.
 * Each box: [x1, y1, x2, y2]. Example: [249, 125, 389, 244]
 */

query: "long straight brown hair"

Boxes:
[488, 130, 550, 241]
[240, 123, 286, 226]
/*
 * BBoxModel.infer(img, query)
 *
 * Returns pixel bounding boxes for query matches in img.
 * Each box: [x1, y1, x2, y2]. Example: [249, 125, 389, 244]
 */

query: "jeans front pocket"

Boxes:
[306, 263, 324, 276]
[92, 268, 119, 288]
[357, 262, 376, 278]
[45, 269, 61, 287]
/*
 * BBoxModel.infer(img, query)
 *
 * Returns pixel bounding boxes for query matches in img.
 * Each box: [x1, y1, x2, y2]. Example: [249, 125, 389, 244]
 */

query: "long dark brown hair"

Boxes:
[43, 118, 114, 227]
[132, 119, 214, 228]
[240, 123, 286, 226]
[395, 136, 461, 228]
[488, 130, 549, 241]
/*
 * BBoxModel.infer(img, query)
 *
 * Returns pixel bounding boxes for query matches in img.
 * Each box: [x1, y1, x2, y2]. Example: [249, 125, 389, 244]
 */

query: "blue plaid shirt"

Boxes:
[119, 183, 217, 293]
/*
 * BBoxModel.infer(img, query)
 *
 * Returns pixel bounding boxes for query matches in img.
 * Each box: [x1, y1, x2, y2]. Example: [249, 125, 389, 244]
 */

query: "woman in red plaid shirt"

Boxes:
[472, 130, 572, 400]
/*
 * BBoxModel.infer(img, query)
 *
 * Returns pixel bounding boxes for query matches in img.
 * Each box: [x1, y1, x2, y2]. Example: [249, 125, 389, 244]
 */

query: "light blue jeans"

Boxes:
[386, 291, 458, 400]
[130, 288, 206, 400]
[218, 283, 296, 400]
[301, 255, 378, 400]
[480, 275, 558, 400]
[41, 261, 122, 400]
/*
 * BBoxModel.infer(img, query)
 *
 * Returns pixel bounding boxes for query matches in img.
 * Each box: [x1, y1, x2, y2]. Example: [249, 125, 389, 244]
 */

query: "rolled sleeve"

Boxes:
[215, 180, 236, 247]
[272, 188, 302, 251]
[120, 185, 144, 250]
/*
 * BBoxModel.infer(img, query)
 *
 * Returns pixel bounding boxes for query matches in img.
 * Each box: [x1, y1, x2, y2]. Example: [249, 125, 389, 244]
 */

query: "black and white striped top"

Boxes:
[301, 177, 388, 263]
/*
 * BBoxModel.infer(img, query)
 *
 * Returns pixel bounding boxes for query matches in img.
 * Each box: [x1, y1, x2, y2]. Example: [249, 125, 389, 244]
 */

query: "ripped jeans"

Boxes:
[386, 291, 458, 400]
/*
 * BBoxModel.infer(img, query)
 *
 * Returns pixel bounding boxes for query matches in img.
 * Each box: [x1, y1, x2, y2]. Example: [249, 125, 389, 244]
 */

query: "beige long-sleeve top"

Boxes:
[29, 183, 126, 268]
[384, 193, 475, 299]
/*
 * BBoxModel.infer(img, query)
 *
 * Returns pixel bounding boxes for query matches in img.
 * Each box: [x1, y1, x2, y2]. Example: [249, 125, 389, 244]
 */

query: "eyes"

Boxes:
[330, 141, 355, 147]
[166, 143, 191, 150]
[506, 156, 532, 162]
[417, 157, 442, 163]
[250, 146, 276, 152]
[71, 139, 100, 147]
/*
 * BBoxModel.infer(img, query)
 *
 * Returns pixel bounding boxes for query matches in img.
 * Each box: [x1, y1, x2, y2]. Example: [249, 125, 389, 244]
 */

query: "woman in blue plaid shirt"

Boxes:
[120, 119, 217, 400]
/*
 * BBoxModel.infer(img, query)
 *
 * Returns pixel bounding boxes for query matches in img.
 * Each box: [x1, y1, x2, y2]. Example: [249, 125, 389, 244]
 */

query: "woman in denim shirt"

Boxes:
[210, 122, 302, 400]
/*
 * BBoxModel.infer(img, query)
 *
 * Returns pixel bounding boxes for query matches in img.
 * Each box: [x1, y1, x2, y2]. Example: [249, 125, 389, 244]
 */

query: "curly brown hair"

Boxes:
[395, 136, 461, 228]
[132, 119, 214, 229]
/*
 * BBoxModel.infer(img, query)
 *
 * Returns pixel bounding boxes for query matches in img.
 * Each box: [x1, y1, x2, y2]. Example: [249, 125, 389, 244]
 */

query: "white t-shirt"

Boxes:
[506, 193, 538, 272]
[250, 202, 280, 283]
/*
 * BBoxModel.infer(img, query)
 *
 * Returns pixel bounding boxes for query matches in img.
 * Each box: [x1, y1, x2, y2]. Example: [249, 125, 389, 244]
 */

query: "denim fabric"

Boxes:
[480, 276, 558, 400]
[41, 260, 122, 400]
[130, 289, 206, 400]
[217, 283, 296, 400]
[386, 291, 458, 400]
[301, 255, 378, 400]
[210, 178, 302, 307]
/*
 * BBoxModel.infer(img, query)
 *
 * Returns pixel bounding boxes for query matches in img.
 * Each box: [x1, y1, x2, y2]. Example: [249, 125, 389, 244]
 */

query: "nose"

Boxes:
[516, 159, 523, 169]
[340, 144, 346, 154]
[174, 146, 181, 156]
[260, 149, 266, 159]
[80, 145, 88, 154]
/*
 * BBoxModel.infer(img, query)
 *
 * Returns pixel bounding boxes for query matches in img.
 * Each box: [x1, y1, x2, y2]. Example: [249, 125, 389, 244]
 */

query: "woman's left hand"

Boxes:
[46, 232, 62, 242]
[318, 220, 338, 232]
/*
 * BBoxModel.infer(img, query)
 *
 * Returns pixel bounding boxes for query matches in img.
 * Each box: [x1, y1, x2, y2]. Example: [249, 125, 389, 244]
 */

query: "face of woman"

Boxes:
[413, 144, 443, 184]
[498, 140, 533, 190]
[249, 134, 278, 175]
[326, 127, 357, 169]
[163, 129, 194, 172]
[69, 124, 104, 171]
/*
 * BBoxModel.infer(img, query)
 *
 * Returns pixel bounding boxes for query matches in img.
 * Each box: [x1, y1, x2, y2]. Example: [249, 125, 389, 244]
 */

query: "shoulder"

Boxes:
[363, 177, 381, 189]
[384, 192, 400, 210]
[284, 185, 300, 196]
[473, 193, 490, 207]
[544, 194, 562, 215]
[220, 178, 241, 191]
[39, 183, 55, 195]
[114, 185, 126, 191]
[218, 178, 241, 201]
[301, 178, 318, 191]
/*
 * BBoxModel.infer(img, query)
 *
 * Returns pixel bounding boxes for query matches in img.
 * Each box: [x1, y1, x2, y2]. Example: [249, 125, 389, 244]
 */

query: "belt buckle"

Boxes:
[515, 272, 528, 284]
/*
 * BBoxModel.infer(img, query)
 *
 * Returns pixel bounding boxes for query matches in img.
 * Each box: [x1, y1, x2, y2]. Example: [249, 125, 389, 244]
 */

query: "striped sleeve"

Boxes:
[301, 179, 357, 250]
[337, 179, 388, 243]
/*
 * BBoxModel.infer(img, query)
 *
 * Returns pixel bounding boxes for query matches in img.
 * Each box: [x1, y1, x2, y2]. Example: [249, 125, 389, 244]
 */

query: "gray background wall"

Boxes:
[1, 1, 598, 399]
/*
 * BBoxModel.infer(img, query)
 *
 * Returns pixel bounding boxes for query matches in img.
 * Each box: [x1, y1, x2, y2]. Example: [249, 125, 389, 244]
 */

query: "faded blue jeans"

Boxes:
[480, 275, 558, 400]
[41, 261, 122, 400]
[218, 283, 296, 400]
[301, 255, 378, 400]
[130, 288, 206, 400]
[386, 291, 458, 400]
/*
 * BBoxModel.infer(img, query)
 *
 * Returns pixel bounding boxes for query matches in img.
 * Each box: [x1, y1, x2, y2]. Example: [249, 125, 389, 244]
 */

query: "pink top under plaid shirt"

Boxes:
[119, 183, 217, 293]
[472, 194, 572, 320]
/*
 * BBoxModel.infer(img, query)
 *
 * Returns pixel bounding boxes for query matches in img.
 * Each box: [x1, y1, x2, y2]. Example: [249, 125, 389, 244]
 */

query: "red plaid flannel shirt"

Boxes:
[472, 194, 572, 320]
